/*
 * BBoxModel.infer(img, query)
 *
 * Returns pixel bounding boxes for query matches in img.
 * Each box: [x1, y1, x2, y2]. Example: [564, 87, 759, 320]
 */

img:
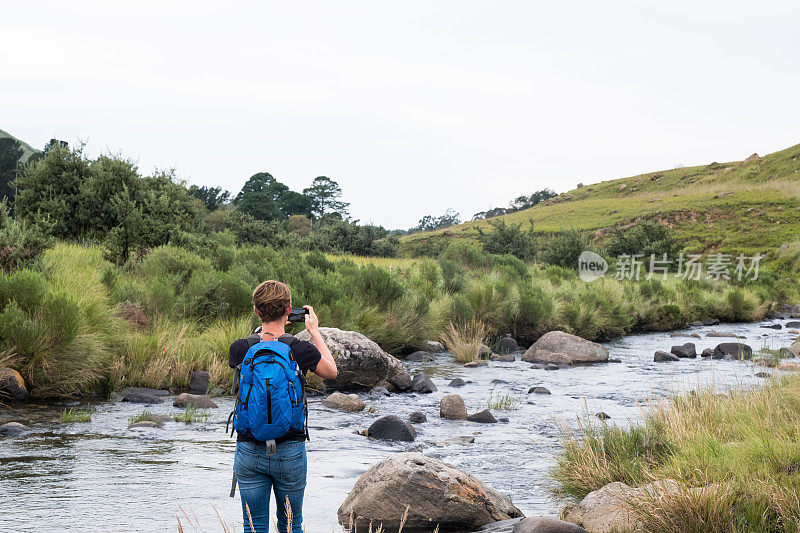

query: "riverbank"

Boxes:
[2, 242, 794, 400]
[2, 321, 798, 531]
[554, 368, 800, 531]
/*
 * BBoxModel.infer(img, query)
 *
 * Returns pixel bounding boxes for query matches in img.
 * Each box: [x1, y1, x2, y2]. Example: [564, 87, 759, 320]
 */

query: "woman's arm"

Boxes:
[304, 306, 338, 379]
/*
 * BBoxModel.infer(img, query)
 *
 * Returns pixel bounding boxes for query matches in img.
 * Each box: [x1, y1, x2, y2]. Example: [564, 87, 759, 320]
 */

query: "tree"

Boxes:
[104, 184, 145, 264]
[411, 208, 461, 232]
[303, 176, 349, 219]
[539, 230, 589, 269]
[0, 138, 23, 203]
[188, 185, 230, 211]
[279, 190, 313, 218]
[234, 172, 291, 221]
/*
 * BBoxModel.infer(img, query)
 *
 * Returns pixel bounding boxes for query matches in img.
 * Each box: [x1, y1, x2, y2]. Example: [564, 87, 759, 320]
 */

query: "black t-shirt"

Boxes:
[229, 333, 322, 443]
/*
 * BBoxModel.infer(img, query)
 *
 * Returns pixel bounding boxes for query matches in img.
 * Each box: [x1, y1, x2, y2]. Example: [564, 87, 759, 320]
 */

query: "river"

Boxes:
[1, 320, 797, 532]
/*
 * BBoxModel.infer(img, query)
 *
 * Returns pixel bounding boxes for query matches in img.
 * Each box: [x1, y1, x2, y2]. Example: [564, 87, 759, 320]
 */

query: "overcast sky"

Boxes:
[3, 1, 799, 229]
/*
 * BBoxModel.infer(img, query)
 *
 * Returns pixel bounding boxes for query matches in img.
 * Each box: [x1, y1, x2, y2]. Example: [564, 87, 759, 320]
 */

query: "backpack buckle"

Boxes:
[265, 439, 277, 456]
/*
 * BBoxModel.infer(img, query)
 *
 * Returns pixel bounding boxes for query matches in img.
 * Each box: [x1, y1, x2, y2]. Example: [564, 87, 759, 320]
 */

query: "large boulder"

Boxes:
[323, 392, 366, 412]
[440, 394, 468, 420]
[121, 392, 164, 404]
[787, 341, 800, 357]
[654, 350, 679, 362]
[388, 371, 412, 392]
[522, 331, 609, 365]
[0, 368, 27, 403]
[495, 335, 521, 355]
[713, 342, 753, 360]
[670, 343, 696, 358]
[295, 327, 406, 390]
[173, 393, 218, 409]
[366, 415, 416, 442]
[337, 453, 523, 530]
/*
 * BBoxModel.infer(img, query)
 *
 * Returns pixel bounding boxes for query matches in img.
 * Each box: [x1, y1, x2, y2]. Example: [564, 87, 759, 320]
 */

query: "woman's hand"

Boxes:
[304, 305, 319, 333]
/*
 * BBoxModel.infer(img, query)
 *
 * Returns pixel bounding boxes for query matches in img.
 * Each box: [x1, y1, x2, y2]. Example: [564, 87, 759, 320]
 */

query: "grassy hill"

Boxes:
[0, 128, 40, 163]
[402, 142, 800, 258]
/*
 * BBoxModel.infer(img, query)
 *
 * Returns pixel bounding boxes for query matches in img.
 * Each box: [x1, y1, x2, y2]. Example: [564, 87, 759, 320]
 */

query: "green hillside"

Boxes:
[0, 128, 40, 163]
[402, 143, 800, 258]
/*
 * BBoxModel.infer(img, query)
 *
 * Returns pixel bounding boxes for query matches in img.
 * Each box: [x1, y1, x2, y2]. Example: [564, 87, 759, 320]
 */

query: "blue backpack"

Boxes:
[230, 338, 306, 442]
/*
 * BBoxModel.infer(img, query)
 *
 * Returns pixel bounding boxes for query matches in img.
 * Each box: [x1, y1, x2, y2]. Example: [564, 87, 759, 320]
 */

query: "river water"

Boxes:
[1, 320, 798, 532]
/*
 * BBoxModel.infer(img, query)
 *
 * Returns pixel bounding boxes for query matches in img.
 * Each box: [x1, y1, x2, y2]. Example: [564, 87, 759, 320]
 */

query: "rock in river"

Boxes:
[422, 340, 445, 353]
[337, 453, 523, 531]
[408, 411, 427, 424]
[670, 342, 696, 358]
[522, 331, 609, 365]
[388, 371, 412, 392]
[0, 421, 30, 437]
[513, 516, 588, 533]
[713, 342, 753, 360]
[440, 394, 468, 420]
[0, 367, 27, 403]
[173, 393, 218, 409]
[122, 393, 164, 404]
[411, 372, 437, 393]
[467, 409, 498, 423]
[654, 350, 679, 362]
[449, 378, 467, 387]
[323, 392, 366, 412]
[528, 386, 551, 395]
[367, 415, 416, 442]
[490, 353, 516, 362]
[494, 335, 521, 354]
[295, 327, 406, 390]
[188, 370, 210, 393]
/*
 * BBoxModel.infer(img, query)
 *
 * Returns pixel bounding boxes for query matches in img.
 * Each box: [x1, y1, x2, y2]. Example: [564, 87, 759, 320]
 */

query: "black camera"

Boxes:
[288, 307, 309, 323]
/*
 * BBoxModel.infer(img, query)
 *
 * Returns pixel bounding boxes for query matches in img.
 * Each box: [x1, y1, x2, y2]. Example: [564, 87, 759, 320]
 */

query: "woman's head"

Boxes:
[252, 280, 291, 323]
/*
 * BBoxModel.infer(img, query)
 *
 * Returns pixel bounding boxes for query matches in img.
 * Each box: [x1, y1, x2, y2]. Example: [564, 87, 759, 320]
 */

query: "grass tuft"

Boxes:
[173, 405, 209, 424]
[440, 319, 488, 363]
[59, 407, 93, 423]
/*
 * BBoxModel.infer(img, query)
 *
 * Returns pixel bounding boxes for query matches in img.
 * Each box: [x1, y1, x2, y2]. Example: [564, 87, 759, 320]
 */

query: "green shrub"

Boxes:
[477, 219, 536, 260]
[0, 268, 48, 313]
[439, 257, 466, 293]
[355, 265, 404, 307]
[605, 222, 679, 261]
[539, 230, 589, 269]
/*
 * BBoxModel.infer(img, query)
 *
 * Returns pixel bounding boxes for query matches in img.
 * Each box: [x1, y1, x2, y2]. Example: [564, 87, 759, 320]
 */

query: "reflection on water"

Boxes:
[1, 321, 796, 532]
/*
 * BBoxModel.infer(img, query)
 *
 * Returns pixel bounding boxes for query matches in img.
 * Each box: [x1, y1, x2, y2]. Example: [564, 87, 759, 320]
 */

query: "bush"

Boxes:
[477, 219, 536, 260]
[0, 202, 54, 272]
[439, 257, 466, 293]
[355, 265, 405, 307]
[539, 230, 589, 269]
[605, 222, 679, 262]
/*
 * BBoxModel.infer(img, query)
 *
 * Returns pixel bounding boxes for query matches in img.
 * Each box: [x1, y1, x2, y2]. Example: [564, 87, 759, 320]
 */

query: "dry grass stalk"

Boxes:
[440, 319, 488, 363]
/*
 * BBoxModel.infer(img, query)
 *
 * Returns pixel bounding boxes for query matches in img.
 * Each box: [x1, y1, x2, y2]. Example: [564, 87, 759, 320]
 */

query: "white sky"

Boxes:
[2, 1, 799, 229]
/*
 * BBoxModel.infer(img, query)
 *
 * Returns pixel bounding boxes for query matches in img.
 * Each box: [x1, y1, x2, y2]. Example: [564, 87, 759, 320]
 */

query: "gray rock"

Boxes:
[0, 367, 27, 403]
[172, 393, 218, 409]
[755, 372, 771, 378]
[608, 358, 622, 363]
[367, 415, 417, 442]
[670, 343, 697, 358]
[490, 354, 516, 362]
[337, 453, 523, 530]
[122, 393, 164, 404]
[422, 340, 445, 353]
[529, 363, 548, 370]
[528, 386, 551, 395]
[295, 327, 406, 390]
[495, 335, 521, 355]
[0, 421, 30, 437]
[714, 343, 753, 360]
[689, 321, 704, 327]
[440, 394, 468, 420]
[188, 370, 210, 393]
[411, 372, 437, 393]
[761, 323, 782, 330]
[323, 392, 366, 412]
[445, 435, 475, 445]
[478, 344, 492, 358]
[467, 409, 498, 423]
[449, 378, 467, 387]
[780, 347, 796, 358]
[701, 317, 720, 326]
[388, 372, 412, 392]
[129, 421, 161, 429]
[405, 351, 433, 362]
[654, 350, 679, 362]
[513, 516, 588, 533]
[701, 347, 721, 359]
[545, 363, 560, 371]
[786, 321, 800, 328]
[522, 331, 609, 365]
[596, 412, 611, 420]
[368, 386, 390, 398]
[408, 411, 427, 424]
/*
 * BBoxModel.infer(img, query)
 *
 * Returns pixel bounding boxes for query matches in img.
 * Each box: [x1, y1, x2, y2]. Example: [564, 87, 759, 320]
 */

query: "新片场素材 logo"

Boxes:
[578, 251, 608, 282]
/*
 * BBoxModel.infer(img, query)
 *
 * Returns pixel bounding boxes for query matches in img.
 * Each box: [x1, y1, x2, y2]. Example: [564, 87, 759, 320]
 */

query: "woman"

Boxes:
[228, 280, 337, 533]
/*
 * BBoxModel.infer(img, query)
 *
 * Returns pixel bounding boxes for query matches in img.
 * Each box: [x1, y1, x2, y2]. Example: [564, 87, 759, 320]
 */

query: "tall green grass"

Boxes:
[553, 376, 800, 531]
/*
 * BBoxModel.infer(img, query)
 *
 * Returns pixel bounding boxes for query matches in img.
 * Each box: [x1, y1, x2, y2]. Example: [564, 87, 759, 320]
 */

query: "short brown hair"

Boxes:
[252, 280, 291, 322]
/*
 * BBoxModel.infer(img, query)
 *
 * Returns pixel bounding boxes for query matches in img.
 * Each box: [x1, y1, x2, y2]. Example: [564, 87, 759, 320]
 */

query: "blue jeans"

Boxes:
[234, 440, 307, 533]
